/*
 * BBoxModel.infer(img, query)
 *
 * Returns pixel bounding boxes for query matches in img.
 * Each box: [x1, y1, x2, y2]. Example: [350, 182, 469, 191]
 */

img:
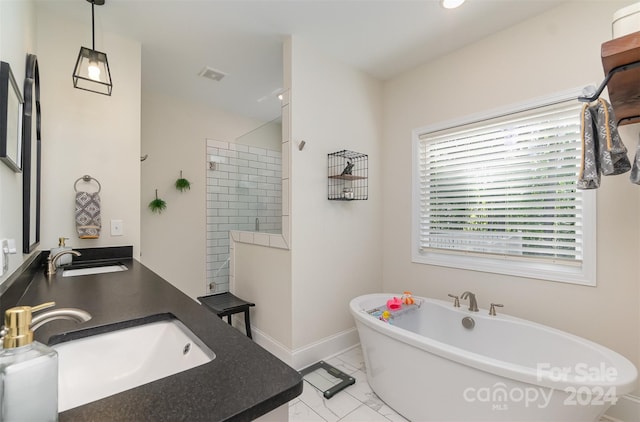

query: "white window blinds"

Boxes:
[416, 101, 586, 265]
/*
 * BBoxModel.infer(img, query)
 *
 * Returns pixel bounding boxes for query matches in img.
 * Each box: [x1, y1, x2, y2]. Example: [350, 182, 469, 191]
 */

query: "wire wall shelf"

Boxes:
[328, 150, 368, 200]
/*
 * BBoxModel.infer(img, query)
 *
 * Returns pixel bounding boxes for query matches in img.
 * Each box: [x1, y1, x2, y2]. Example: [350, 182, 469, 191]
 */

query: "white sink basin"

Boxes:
[53, 318, 215, 411]
[62, 263, 127, 277]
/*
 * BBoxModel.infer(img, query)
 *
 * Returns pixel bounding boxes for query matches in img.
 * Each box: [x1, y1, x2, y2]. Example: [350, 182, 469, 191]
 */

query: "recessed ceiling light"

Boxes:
[441, 0, 466, 9]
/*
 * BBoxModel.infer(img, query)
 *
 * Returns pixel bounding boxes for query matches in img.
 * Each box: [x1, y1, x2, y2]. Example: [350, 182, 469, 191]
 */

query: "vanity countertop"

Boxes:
[18, 257, 302, 421]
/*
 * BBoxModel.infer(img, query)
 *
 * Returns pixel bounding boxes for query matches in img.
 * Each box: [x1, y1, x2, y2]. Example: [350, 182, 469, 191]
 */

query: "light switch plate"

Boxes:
[111, 219, 124, 236]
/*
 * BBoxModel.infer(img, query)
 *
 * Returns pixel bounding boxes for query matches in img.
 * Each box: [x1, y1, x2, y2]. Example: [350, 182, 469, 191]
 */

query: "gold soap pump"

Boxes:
[2, 302, 55, 348]
[0, 302, 59, 421]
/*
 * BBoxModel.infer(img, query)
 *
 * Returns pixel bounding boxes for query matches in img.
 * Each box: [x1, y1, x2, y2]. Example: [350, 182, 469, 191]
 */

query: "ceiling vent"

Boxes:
[198, 66, 227, 82]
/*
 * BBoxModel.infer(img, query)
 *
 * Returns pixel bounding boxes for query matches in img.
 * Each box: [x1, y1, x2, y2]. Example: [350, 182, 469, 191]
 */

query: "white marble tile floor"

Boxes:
[288, 346, 611, 422]
[289, 346, 408, 422]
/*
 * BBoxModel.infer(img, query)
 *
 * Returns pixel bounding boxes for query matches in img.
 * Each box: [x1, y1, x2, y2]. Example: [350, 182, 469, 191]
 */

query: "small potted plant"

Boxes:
[148, 189, 167, 214]
[175, 170, 191, 192]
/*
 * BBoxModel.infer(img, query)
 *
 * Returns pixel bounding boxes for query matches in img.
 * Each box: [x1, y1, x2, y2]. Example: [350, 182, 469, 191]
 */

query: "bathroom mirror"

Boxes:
[0, 61, 23, 173]
[22, 54, 41, 253]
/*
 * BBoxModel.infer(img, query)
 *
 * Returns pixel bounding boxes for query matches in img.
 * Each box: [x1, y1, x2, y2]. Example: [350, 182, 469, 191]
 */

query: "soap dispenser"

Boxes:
[0, 302, 59, 421]
[50, 237, 72, 267]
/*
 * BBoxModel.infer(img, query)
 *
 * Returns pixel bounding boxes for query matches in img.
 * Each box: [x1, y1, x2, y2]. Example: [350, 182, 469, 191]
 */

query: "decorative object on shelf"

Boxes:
[328, 150, 368, 200]
[72, 0, 113, 96]
[148, 189, 167, 214]
[175, 170, 191, 192]
[340, 159, 354, 175]
[0, 61, 23, 173]
[74, 175, 102, 239]
[22, 54, 41, 253]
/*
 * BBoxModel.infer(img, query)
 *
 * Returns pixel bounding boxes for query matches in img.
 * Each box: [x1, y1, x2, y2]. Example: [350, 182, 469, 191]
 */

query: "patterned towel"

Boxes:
[594, 98, 630, 176]
[75, 191, 101, 239]
[578, 98, 631, 190]
[631, 132, 640, 185]
[578, 103, 600, 189]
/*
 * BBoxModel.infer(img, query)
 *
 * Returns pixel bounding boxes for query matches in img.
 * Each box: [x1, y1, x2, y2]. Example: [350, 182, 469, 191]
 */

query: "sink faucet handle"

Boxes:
[31, 302, 56, 313]
[489, 303, 504, 316]
[447, 294, 460, 308]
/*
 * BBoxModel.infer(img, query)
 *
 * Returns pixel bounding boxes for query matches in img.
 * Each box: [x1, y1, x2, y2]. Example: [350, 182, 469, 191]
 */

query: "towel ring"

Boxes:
[74, 175, 101, 193]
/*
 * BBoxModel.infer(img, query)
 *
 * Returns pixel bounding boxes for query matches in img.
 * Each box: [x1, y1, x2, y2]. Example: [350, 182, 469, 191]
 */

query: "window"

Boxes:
[412, 95, 596, 285]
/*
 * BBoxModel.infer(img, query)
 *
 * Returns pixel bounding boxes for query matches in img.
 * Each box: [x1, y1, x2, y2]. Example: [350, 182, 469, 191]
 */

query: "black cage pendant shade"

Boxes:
[72, 0, 112, 95]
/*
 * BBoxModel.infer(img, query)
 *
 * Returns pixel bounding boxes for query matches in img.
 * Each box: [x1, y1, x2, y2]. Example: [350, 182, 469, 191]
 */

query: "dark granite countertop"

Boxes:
[16, 254, 302, 421]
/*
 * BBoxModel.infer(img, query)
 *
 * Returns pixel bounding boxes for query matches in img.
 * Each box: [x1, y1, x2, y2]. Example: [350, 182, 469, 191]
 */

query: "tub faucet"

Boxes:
[461, 291, 479, 312]
[46, 250, 81, 276]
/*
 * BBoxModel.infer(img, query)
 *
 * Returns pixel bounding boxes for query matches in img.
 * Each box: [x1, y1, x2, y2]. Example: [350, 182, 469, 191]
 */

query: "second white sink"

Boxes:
[62, 263, 127, 277]
[53, 317, 216, 411]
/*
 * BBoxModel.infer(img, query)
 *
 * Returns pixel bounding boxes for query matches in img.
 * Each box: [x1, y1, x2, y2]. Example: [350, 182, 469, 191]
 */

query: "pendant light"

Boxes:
[72, 0, 112, 96]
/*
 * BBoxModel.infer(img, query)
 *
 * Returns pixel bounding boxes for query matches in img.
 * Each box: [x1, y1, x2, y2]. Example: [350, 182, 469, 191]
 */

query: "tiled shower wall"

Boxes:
[206, 139, 282, 293]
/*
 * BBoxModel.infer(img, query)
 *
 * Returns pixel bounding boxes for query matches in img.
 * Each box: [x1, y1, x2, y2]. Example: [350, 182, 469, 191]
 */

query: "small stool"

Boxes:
[198, 292, 255, 339]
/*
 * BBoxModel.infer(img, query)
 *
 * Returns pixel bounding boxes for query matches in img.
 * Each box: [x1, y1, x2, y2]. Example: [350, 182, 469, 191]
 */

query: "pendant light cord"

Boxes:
[91, 0, 96, 50]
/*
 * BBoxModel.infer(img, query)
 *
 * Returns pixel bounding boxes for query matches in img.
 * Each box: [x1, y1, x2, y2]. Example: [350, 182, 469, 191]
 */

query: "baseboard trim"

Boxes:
[603, 393, 640, 422]
[250, 326, 360, 371]
[291, 327, 360, 370]
[251, 327, 294, 367]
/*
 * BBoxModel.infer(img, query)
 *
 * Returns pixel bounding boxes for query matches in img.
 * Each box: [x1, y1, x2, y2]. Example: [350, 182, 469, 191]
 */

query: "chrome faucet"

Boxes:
[30, 307, 92, 331]
[46, 250, 81, 276]
[460, 291, 479, 312]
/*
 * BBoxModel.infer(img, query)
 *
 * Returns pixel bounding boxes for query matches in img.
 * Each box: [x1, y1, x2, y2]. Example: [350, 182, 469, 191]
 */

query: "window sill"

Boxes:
[412, 250, 596, 286]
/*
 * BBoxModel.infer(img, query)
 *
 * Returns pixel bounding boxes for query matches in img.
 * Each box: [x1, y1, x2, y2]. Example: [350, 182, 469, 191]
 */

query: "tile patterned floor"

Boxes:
[289, 346, 408, 422]
[289, 347, 612, 422]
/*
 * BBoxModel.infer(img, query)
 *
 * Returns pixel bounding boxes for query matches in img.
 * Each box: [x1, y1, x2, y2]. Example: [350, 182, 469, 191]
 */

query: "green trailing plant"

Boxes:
[175, 170, 191, 192]
[148, 189, 167, 214]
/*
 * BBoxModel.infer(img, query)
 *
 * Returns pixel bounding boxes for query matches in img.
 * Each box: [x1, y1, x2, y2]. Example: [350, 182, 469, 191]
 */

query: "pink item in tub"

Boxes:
[386, 297, 402, 310]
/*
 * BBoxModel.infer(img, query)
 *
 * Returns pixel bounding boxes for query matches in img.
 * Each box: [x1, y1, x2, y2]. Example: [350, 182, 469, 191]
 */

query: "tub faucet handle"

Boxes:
[447, 294, 460, 308]
[489, 303, 504, 316]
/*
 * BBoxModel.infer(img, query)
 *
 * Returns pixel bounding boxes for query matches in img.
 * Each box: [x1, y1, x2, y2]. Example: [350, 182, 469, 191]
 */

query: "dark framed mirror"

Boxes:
[22, 54, 41, 253]
[0, 61, 23, 173]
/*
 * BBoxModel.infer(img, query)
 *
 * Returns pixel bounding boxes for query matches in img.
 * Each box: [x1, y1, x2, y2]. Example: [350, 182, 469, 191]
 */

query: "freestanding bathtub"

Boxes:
[350, 293, 637, 421]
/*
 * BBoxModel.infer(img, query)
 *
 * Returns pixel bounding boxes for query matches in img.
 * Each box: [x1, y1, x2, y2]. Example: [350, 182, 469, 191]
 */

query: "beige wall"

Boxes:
[236, 119, 282, 152]
[37, 8, 141, 258]
[0, 1, 142, 288]
[234, 241, 292, 348]
[141, 90, 265, 299]
[289, 37, 383, 349]
[383, 0, 640, 383]
[0, 0, 36, 285]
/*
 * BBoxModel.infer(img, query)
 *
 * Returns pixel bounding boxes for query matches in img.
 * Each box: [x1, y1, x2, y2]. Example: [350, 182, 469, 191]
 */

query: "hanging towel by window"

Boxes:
[75, 191, 101, 239]
[578, 98, 630, 189]
[595, 98, 630, 176]
[630, 133, 640, 185]
[578, 103, 600, 189]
